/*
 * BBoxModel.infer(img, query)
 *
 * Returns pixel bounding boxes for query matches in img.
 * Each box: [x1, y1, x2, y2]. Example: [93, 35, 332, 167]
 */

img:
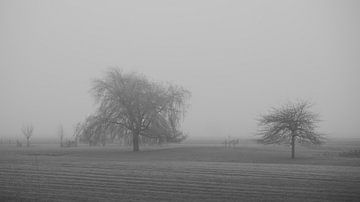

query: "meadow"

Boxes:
[0, 139, 360, 201]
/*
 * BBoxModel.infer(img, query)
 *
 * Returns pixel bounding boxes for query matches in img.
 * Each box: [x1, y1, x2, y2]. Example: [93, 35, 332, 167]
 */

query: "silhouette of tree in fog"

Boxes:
[81, 68, 190, 151]
[58, 124, 64, 147]
[22, 124, 34, 147]
[257, 101, 324, 159]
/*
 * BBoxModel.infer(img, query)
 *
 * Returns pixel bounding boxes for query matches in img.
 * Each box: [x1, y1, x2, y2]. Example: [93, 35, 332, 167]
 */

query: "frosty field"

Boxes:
[1, 140, 360, 201]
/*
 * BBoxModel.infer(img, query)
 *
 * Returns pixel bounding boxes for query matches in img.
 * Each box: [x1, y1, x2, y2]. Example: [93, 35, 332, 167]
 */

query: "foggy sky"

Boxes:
[1, 0, 359, 140]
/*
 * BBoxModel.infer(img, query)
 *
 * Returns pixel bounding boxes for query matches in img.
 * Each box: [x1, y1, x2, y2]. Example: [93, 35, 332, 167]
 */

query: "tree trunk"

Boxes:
[133, 132, 140, 152]
[291, 135, 295, 159]
[26, 137, 30, 147]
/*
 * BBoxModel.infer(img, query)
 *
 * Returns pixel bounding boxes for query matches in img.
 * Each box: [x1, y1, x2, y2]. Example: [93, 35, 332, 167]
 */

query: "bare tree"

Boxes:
[73, 122, 83, 146]
[58, 124, 64, 147]
[257, 101, 324, 159]
[82, 68, 190, 151]
[22, 124, 34, 147]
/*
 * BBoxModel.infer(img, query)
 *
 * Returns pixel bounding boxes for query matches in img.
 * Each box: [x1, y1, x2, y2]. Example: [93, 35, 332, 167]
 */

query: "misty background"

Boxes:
[0, 0, 359, 141]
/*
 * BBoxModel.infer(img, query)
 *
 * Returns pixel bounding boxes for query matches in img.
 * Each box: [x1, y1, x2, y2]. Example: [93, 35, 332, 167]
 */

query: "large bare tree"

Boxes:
[83, 68, 190, 151]
[22, 124, 34, 147]
[257, 101, 324, 159]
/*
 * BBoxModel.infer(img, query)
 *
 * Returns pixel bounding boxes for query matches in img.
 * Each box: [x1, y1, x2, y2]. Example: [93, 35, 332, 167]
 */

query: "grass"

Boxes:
[0, 139, 360, 201]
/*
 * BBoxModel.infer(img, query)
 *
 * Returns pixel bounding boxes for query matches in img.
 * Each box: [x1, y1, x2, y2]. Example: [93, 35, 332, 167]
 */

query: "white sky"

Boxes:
[0, 0, 359, 140]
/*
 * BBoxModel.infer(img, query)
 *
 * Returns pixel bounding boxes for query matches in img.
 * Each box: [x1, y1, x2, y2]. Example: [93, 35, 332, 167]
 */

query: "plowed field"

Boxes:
[1, 144, 360, 201]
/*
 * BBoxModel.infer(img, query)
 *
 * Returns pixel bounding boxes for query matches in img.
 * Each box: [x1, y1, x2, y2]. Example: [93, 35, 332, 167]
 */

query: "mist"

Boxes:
[1, 0, 359, 141]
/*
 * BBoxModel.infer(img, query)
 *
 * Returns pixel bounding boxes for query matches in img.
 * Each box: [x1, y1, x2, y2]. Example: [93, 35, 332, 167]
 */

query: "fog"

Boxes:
[0, 0, 359, 140]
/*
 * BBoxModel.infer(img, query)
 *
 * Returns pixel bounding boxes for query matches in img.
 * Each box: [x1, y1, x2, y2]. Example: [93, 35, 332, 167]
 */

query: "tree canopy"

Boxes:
[257, 101, 324, 158]
[80, 68, 190, 151]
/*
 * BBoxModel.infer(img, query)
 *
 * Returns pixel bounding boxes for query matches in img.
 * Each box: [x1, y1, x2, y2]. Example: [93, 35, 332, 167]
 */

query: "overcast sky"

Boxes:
[1, 0, 359, 140]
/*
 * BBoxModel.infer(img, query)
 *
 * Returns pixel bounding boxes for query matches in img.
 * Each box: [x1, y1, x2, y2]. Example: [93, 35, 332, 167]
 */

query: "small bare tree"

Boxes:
[257, 101, 324, 159]
[58, 124, 64, 147]
[22, 124, 34, 147]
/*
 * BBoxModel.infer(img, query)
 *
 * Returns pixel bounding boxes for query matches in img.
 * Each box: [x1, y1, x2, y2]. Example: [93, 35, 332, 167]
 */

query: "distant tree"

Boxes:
[22, 124, 34, 147]
[223, 137, 239, 148]
[73, 122, 83, 146]
[257, 101, 324, 159]
[81, 68, 190, 151]
[58, 124, 64, 147]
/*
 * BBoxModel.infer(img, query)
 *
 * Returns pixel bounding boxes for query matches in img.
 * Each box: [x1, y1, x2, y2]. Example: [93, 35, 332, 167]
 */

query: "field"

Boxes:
[1, 139, 360, 201]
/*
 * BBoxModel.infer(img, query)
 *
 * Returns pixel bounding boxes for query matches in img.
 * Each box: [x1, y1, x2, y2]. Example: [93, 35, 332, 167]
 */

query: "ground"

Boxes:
[0, 139, 360, 201]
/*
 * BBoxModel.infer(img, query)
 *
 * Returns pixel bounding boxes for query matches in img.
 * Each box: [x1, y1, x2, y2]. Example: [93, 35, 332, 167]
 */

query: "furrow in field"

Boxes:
[0, 181, 261, 200]
[2, 165, 358, 193]
[1, 164, 359, 190]
[1, 182, 357, 202]
[3, 161, 360, 180]
[1, 157, 360, 201]
[0, 182, 344, 202]
[1, 167, 359, 201]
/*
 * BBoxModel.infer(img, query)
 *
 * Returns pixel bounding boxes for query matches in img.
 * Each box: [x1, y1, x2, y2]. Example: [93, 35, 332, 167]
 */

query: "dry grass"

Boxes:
[0, 139, 360, 201]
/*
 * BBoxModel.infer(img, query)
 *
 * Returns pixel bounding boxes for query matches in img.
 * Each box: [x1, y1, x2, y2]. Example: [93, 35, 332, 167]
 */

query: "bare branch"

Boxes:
[79, 68, 191, 151]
